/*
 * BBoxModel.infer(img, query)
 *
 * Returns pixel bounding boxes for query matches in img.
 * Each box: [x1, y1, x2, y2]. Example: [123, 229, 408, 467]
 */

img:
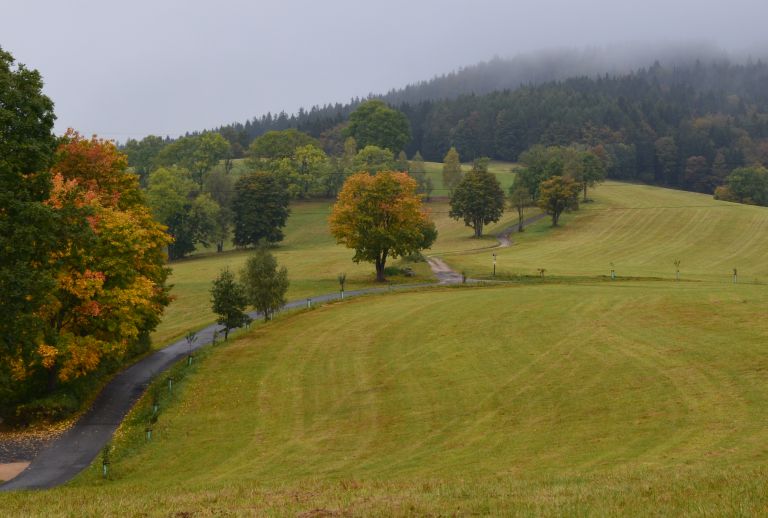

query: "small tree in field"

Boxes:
[241, 247, 289, 321]
[449, 164, 505, 237]
[210, 268, 250, 339]
[508, 180, 531, 232]
[330, 172, 437, 282]
[538, 176, 580, 226]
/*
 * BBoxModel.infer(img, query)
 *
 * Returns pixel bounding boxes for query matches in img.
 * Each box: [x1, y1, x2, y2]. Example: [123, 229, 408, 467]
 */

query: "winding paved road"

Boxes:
[0, 213, 543, 492]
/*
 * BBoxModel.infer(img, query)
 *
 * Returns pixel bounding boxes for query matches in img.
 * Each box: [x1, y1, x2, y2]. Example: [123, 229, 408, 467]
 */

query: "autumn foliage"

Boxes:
[329, 172, 437, 281]
[20, 131, 171, 391]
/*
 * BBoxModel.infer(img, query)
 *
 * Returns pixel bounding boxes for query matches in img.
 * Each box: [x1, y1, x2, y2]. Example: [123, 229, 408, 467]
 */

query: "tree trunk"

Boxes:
[474, 219, 483, 237]
[517, 207, 524, 232]
[217, 241, 224, 253]
[375, 249, 389, 282]
[583, 183, 588, 202]
[552, 211, 560, 226]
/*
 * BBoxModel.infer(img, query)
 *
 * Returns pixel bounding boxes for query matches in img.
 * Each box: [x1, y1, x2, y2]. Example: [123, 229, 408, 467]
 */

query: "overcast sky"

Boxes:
[2, 0, 767, 140]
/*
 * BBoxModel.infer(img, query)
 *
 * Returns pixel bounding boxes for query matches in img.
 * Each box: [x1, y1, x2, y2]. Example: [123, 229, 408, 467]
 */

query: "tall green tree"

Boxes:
[655, 137, 679, 186]
[442, 146, 463, 193]
[123, 135, 165, 186]
[146, 167, 220, 260]
[232, 172, 290, 247]
[0, 47, 58, 412]
[509, 180, 531, 232]
[577, 151, 606, 201]
[449, 164, 505, 237]
[241, 247, 289, 321]
[538, 176, 581, 226]
[409, 151, 433, 199]
[204, 168, 235, 252]
[344, 100, 411, 152]
[210, 269, 250, 339]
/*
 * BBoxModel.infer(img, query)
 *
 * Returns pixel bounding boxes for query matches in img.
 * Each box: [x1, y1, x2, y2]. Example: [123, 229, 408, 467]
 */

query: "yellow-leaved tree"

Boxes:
[329, 172, 437, 282]
[31, 131, 171, 391]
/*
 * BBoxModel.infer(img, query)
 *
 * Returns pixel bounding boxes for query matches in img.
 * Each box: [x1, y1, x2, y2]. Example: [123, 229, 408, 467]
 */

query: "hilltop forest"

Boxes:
[195, 60, 768, 197]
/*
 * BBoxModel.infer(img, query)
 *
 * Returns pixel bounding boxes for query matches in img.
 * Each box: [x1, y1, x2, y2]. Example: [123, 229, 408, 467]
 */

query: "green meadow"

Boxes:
[4, 177, 768, 515]
[3, 282, 768, 515]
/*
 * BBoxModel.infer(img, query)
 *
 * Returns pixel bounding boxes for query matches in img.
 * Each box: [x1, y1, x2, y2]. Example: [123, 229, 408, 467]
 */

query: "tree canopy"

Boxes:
[344, 100, 411, 152]
[449, 162, 506, 237]
[232, 172, 290, 247]
[329, 172, 437, 281]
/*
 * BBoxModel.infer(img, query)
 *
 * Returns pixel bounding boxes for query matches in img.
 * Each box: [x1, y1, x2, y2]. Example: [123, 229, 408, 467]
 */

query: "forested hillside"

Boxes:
[202, 59, 768, 195]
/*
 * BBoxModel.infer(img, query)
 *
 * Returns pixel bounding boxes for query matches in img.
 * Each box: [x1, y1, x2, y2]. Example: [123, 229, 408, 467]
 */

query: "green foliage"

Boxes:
[247, 128, 319, 161]
[123, 135, 165, 186]
[344, 99, 411, 152]
[241, 247, 289, 321]
[210, 269, 250, 339]
[146, 167, 220, 260]
[204, 168, 235, 252]
[449, 163, 506, 237]
[0, 46, 58, 414]
[509, 180, 531, 232]
[409, 151, 433, 199]
[537, 176, 581, 226]
[352, 145, 395, 174]
[155, 132, 231, 188]
[723, 166, 768, 205]
[442, 147, 463, 192]
[272, 144, 330, 198]
[232, 172, 290, 247]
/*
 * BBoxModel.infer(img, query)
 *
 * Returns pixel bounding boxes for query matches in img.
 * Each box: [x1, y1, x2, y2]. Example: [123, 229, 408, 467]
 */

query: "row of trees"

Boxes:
[448, 146, 606, 236]
[210, 247, 289, 339]
[1, 48, 171, 420]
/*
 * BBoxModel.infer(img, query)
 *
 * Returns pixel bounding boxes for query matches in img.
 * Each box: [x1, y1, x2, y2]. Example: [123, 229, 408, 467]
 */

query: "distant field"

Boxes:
[5, 283, 768, 515]
[423, 160, 518, 196]
[444, 181, 768, 282]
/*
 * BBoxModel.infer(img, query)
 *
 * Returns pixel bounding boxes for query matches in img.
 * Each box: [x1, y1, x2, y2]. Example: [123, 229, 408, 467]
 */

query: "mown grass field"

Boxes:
[153, 200, 433, 345]
[153, 160, 519, 346]
[3, 282, 768, 515]
[444, 181, 768, 283]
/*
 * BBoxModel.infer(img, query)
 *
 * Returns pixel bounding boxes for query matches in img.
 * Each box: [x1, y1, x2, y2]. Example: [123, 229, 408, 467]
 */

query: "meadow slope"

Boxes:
[2, 284, 768, 515]
[443, 181, 768, 283]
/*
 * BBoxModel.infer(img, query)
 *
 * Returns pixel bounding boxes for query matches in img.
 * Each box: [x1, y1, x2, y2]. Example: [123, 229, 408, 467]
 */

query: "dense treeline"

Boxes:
[195, 60, 768, 198]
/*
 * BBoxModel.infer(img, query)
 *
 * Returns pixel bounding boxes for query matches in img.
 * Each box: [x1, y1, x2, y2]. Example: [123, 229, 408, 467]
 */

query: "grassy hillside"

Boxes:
[443, 181, 768, 282]
[153, 201, 433, 345]
[4, 283, 768, 515]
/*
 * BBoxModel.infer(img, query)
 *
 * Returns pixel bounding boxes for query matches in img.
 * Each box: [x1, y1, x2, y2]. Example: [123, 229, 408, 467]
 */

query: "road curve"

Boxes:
[0, 284, 433, 492]
[1, 213, 544, 492]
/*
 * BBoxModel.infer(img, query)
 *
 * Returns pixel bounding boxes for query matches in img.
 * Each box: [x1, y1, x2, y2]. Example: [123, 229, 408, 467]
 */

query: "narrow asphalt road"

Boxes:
[0, 284, 432, 491]
[1, 212, 543, 492]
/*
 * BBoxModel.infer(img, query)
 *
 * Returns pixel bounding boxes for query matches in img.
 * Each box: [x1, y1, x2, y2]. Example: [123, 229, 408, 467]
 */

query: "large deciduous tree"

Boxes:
[344, 100, 411, 153]
[241, 247, 289, 322]
[123, 134, 166, 187]
[37, 132, 171, 389]
[146, 167, 220, 260]
[0, 47, 58, 411]
[509, 180, 531, 233]
[232, 172, 290, 247]
[449, 162, 505, 237]
[538, 176, 581, 226]
[330, 172, 437, 282]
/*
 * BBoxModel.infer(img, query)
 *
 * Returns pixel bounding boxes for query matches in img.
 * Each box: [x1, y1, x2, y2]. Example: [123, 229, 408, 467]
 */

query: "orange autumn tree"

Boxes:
[330, 171, 437, 282]
[32, 131, 171, 389]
